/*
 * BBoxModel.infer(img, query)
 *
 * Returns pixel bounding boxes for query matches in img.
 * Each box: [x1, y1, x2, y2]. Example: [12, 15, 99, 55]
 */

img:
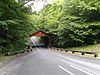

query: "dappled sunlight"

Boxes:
[30, 36, 44, 47]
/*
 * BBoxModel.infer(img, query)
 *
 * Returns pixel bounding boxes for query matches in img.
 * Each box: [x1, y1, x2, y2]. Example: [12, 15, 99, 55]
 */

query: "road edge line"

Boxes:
[70, 65, 93, 75]
[58, 66, 74, 75]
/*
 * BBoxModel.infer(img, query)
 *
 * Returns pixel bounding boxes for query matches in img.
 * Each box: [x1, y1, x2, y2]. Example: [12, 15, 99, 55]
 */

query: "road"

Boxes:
[0, 48, 100, 75]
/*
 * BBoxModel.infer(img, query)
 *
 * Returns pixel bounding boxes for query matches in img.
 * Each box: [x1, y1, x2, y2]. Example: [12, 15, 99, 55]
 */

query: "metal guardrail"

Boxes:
[5, 48, 33, 56]
[50, 47, 98, 57]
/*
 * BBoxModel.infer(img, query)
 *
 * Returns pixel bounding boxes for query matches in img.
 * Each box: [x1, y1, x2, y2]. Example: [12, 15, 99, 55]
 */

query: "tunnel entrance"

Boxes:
[29, 31, 50, 48]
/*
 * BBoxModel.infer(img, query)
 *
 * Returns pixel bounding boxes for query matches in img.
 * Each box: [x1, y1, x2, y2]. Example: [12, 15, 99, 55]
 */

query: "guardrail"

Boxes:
[50, 47, 98, 57]
[5, 48, 33, 56]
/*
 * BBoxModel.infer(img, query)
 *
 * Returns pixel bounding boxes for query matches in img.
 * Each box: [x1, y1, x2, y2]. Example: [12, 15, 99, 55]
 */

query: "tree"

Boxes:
[31, 0, 100, 48]
[0, 0, 33, 54]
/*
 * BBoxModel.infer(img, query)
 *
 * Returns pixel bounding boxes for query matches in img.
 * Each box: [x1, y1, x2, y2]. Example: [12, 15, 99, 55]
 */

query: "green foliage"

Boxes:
[31, 0, 100, 47]
[0, 0, 99, 51]
[0, 0, 32, 54]
[64, 0, 100, 21]
[63, 0, 100, 45]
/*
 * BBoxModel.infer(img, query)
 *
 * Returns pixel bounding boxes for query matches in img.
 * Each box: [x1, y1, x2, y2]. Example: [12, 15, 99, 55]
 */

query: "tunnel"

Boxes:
[29, 31, 50, 48]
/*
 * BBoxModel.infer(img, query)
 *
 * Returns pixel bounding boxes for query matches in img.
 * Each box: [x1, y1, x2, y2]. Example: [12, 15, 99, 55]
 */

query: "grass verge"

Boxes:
[66, 43, 100, 58]
[0, 54, 8, 62]
[0, 49, 32, 63]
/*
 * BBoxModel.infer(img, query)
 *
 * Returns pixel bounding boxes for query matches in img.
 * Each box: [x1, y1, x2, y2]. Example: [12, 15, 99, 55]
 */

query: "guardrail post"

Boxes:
[94, 54, 98, 57]
[54, 48, 55, 50]
[72, 51, 75, 54]
[82, 52, 85, 55]
[31, 49, 32, 51]
[27, 50, 29, 52]
[66, 50, 68, 52]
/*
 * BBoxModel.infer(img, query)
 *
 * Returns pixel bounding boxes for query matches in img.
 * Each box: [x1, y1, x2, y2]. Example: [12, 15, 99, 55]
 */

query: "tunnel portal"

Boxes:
[29, 31, 50, 48]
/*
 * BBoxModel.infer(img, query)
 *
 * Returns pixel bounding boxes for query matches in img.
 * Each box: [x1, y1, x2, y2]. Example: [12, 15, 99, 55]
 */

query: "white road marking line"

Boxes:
[59, 59, 94, 75]
[70, 65, 93, 75]
[58, 66, 75, 75]
[58, 54, 100, 70]
[36, 48, 40, 51]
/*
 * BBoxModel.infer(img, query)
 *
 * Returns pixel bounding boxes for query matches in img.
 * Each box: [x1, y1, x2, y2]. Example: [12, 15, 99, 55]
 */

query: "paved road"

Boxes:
[0, 48, 100, 75]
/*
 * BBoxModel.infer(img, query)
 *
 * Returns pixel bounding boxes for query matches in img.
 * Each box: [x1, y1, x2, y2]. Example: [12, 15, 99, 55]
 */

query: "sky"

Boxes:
[24, 0, 52, 12]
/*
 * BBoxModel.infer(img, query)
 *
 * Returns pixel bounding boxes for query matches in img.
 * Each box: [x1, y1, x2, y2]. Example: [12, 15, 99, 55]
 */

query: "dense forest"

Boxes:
[0, 0, 33, 54]
[32, 0, 100, 47]
[0, 0, 100, 54]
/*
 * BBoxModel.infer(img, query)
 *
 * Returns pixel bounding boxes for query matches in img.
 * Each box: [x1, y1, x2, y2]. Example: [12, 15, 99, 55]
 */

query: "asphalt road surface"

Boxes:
[0, 48, 100, 75]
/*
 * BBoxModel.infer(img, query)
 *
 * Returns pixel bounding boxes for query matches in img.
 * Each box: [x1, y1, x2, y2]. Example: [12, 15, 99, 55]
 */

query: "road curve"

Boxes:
[0, 48, 100, 75]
